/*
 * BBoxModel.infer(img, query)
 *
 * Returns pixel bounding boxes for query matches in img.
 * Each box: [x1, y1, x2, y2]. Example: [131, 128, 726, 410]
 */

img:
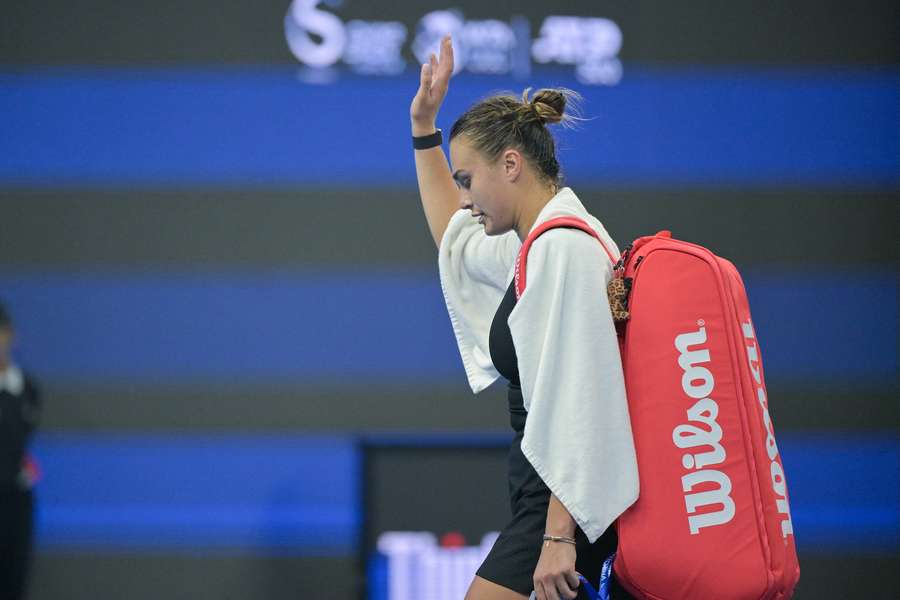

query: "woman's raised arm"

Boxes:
[410, 35, 459, 248]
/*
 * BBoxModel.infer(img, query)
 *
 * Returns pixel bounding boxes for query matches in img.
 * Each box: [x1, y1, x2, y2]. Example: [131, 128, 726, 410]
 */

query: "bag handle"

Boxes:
[514, 217, 618, 300]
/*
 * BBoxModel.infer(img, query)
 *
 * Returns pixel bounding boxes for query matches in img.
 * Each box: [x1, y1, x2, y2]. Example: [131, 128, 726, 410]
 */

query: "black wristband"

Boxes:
[412, 128, 442, 150]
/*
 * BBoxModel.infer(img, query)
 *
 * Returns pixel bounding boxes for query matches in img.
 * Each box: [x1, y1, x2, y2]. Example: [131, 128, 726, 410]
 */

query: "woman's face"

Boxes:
[449, 136, 517, 236]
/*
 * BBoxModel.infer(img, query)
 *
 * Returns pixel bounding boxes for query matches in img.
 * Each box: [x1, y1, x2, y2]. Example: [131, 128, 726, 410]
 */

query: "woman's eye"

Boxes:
[453, 175, 471, 190]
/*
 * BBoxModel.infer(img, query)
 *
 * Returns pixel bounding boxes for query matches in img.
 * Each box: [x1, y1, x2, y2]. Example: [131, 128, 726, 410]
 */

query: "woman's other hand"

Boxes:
[410, 34, 454, 135]
[533, 540, 581, 600]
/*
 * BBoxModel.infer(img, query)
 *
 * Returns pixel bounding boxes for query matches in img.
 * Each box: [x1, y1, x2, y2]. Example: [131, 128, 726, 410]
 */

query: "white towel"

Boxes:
[438, 186, 639, 542]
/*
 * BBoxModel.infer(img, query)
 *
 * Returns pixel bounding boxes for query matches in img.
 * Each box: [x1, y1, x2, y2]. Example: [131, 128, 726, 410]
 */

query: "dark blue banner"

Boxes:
[31, 432, 899, 553]
[2, 269, 895, 384]
[1, 67, 897, 187]
[33, 434, 359, 554]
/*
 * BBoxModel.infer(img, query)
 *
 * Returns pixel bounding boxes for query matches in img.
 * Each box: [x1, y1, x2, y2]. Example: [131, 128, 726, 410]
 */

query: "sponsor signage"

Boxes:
[285, 1, 623, 84]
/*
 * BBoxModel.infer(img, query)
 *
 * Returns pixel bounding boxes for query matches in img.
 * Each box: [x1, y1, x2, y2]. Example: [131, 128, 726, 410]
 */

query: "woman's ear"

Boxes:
[502, 148, 523, 182]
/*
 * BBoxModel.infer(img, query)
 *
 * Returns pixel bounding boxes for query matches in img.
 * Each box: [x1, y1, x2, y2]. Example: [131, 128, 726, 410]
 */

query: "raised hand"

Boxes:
[410, 35, 454, 133]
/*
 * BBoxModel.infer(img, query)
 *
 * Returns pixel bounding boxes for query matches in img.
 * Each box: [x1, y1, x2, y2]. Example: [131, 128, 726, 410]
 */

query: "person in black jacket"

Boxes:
[0, 301, 41, 600]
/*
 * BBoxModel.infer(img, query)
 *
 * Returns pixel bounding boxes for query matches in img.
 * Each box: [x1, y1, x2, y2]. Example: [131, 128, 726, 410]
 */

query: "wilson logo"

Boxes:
[742, 319, 794, 538]
[673, 325, 736, 535]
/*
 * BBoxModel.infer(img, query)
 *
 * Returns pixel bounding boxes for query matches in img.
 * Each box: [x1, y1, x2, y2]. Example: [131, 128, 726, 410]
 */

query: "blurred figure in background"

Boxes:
[0, 301, 41, 600]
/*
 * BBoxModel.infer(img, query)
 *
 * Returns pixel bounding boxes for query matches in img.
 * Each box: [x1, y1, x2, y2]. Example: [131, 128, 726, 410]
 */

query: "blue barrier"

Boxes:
[29, 432, 898, 554]
[782, 432, 899, 551]
[1, 67, 897, 187]
[32, 433, 360, 554]
[2, 268, 895, 384]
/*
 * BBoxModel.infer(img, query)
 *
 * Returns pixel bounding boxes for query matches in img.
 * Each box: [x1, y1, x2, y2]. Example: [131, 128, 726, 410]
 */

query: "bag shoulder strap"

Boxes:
[514, 216, 618, 300]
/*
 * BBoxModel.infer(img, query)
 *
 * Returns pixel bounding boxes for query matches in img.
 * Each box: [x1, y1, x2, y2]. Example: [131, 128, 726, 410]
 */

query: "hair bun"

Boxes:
[520, 87, 580, 127]
[530, 89, 566, 124]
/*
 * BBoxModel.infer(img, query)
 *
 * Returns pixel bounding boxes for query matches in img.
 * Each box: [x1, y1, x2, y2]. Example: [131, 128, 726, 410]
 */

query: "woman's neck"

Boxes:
[515, 183, 560, 241]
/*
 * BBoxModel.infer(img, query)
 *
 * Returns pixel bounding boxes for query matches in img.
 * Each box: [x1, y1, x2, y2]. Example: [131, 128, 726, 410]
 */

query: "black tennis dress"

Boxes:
[475, 279, 634, 599]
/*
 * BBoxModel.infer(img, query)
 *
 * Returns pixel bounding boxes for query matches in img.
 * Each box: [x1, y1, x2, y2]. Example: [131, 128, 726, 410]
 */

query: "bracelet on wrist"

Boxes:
[412, 128, 442, 150]
[543, 534, 577, 546]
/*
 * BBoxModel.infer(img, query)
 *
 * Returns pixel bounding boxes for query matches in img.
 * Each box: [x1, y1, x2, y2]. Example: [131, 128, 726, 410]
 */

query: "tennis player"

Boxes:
[410, 36, 639, 600]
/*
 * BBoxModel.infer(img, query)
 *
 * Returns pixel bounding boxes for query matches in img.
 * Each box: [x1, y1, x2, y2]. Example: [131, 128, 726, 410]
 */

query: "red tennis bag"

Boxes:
[515, 219, 800, 600]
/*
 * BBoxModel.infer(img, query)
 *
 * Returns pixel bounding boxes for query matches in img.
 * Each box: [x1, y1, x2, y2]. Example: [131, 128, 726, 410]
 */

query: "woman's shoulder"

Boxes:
[529, 225, 612, 271]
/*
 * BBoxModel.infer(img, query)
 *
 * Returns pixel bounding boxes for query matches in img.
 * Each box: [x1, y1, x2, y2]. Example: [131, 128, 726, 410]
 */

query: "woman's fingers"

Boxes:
[439, 34, 454, 76]
[555, 575, 578, 599]
[564, 570, 581, 592]
[431, 35, 453, 90]
[419, 61, 432, 92]
[411, 35, 451, 122]
[428, 53, 440, 94]
[535, 573, 579, 600]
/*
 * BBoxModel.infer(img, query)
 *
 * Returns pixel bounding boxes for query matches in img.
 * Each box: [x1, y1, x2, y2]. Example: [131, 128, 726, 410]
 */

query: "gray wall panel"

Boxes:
[2, 1, 898, 65]
[29, 553, 358, 600]
[26, 551, 900, 600]
[37, 381, 898, 432]
[39, 382, 511, 432]
[2, 188, 896, 268]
